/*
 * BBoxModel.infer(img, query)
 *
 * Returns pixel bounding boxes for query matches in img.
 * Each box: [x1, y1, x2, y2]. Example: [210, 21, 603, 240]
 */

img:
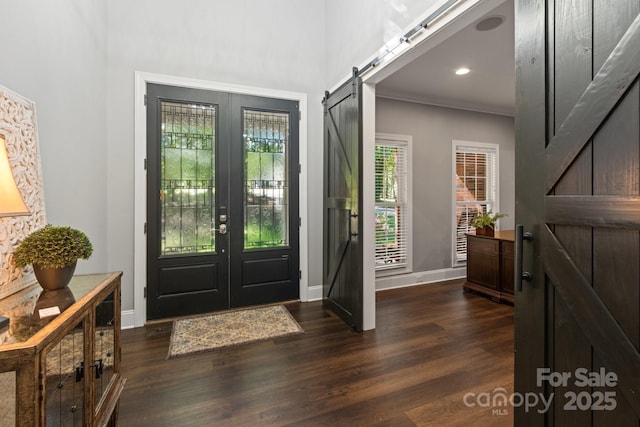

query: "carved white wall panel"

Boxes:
[0, 85, 47, 300]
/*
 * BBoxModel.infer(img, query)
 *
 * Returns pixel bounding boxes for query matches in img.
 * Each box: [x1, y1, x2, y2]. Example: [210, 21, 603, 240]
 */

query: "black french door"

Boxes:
[146, 84, 299, 320]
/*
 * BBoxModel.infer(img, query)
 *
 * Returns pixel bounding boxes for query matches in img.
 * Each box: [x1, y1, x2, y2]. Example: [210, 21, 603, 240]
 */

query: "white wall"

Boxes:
[376, 97, 515, 272]
[0, 0, 328, 313]
[0, 0, 109, 276]
[0, 0, 490, 318]
[106, 0, 327, 310]
[324, 0, 443, 88]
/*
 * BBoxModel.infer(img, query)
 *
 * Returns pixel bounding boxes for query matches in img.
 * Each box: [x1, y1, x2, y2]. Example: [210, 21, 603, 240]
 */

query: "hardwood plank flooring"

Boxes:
[119, 280, 514, 426]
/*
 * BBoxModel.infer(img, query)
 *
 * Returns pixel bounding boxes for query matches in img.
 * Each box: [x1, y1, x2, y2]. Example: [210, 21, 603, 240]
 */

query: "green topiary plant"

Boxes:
[470, 211, 507, 229]
[13, 225, 93, 269]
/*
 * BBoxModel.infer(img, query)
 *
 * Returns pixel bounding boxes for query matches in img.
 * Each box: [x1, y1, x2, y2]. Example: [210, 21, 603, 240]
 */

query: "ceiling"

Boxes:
[376, 0, 515, 116]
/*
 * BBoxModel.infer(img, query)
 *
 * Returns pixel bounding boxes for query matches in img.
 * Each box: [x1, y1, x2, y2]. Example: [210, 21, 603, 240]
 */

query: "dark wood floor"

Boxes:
[119, 280, 514, 426]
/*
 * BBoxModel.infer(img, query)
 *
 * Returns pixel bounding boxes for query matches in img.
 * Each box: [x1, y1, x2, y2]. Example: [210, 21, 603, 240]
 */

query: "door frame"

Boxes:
[343, 0, 509, 330]
[133, 71, 308, 327]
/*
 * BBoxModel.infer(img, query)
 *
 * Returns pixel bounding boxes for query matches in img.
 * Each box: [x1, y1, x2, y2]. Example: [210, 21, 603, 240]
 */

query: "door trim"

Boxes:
[356, 0, 509, 331]
[133, 71, 308, 327]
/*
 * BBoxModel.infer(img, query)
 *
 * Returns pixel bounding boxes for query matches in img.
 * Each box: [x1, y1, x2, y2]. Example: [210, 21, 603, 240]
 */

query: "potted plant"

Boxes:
[12, 225, 93, 291]
[471, 211, 507, 237]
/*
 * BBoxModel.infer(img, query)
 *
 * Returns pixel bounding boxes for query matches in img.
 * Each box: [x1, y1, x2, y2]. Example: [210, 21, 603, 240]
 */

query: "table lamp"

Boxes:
[0, 135, 29, 217]
[0, 134, 30, 331]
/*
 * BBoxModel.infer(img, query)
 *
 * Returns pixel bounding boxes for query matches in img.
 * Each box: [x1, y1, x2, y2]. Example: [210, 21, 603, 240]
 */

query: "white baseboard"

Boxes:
[306, 285, 323, 301]
[121, 271, 463, 328]
[121, 310, 135, 329]
[120, 272, 462, 329]
[375, 267, 465, 291]
[305, 268, 464, 301]
[121, 285, 323, 329]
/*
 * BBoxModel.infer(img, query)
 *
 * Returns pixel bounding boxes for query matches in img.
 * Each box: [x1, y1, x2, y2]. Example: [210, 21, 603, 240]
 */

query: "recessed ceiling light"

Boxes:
[476, 15, 505, 31]
[455, 67, 470, 75]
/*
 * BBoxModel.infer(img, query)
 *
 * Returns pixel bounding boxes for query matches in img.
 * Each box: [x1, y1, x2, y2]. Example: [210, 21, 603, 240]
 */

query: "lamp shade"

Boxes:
[0, 136, 29, 217]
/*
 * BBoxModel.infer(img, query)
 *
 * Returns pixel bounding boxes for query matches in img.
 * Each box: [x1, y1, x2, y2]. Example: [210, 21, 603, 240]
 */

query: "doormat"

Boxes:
[167, 305, 303, 359]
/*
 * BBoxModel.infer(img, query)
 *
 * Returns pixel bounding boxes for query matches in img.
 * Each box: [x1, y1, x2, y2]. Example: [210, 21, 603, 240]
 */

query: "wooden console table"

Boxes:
[0, 272, 125, 426]
[464, 230, 514, 304]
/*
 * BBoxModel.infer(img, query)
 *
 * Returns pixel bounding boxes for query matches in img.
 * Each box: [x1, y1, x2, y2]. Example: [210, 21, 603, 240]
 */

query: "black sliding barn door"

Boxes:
[515, 1, 640, 425]
[322, 72, 363, 331]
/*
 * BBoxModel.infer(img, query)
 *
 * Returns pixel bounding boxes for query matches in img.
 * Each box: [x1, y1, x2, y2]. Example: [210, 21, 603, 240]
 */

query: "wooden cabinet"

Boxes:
[464, 231, 514, 304]
[0, 273, 125, 426]
[499, 238, 514, 298]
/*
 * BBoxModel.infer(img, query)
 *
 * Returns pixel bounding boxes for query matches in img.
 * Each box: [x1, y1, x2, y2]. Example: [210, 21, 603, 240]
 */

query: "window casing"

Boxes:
[375, 134, 412, 275]
[453, 141, 499, 265]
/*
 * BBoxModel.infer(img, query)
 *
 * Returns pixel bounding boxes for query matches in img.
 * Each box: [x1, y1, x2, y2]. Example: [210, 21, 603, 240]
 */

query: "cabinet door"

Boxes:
[0, 371, 17, 426]
[467, 236, 499, 289]
[94, 291, 116, 411]
[43, 320, 86, 426]
[500, 241, 515, 295]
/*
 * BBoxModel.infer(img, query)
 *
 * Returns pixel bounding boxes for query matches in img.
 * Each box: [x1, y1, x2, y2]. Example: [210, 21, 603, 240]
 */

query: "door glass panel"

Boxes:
[160, 101, 216, 255]
[45, 320, 85, 426]
[243, 110, 289, 249]
[94, 291, 115, 409]
[0, 372, 16, 426]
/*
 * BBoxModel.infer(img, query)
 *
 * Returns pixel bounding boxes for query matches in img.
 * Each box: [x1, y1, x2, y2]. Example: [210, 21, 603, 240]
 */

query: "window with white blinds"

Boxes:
[453, 141, 499, 264]
[375, 135, 411, 273]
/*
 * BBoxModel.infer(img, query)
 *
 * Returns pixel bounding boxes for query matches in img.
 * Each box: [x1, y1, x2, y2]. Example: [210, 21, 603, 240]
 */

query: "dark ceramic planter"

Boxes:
[475, 225, 495, 237]
[32, 262, 77, 291]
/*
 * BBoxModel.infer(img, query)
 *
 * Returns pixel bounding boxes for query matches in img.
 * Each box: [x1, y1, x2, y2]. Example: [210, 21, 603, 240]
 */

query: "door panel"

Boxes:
[549, 5, 595, 422]
[323, 73, 363, 331]
[229, 95, 300, 307]
[147, 84, 229, 320]
[515, 1, 640, 424]
[147, 85, 299, 319]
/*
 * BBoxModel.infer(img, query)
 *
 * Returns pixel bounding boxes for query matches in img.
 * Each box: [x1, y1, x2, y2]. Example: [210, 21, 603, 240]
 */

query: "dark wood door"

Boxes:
[515, 1, 640, 424]
[323, 72, 363, 331]
[147, 84, 299, 320]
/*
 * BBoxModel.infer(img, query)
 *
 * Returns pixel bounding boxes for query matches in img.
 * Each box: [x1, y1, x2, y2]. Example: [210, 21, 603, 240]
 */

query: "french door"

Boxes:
[146, 84, 299, 320]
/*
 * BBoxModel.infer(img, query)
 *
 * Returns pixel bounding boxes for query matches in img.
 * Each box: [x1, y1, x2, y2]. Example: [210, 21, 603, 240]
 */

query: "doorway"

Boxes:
[356, 0, 513, 330]
[145, 83, 300, 320]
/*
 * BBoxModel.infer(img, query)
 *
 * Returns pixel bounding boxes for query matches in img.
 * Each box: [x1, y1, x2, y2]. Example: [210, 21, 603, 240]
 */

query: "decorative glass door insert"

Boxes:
[160, 101, 216, 255]
[243, 110, 289, 249]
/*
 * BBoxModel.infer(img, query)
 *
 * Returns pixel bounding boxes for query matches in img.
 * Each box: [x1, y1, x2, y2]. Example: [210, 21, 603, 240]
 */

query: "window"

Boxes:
[375, 134, 412, 273]
[453, 141, 499, 264]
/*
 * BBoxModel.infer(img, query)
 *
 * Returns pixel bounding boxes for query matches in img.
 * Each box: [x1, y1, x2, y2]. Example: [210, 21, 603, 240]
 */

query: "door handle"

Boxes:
[515, 224, 533, 292]
[214, 224, 227, 235]
[349, 211, 358, 238]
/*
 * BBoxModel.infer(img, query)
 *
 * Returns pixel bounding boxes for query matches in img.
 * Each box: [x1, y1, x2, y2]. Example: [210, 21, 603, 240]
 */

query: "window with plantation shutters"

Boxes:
[375, 134, 412, 273]
[453, 141, 499, 264]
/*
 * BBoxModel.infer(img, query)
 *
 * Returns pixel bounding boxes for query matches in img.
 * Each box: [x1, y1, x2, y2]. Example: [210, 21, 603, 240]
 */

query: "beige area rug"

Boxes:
[167, 305, 303, 359]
